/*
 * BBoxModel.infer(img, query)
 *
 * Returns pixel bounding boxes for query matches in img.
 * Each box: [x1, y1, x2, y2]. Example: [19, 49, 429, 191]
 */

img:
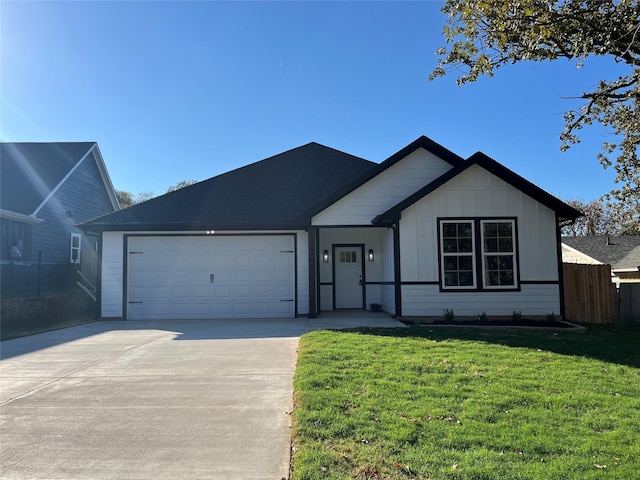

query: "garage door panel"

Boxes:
[254, 270, 270, 282]
[192, 286, 212, 298]
[127, 236, 295, 319]
[254, 286, 272, 297]
[152, 286, 172, 298]
[172, 271, 190, 284]
[234, 286, 252, 297]
[233, 270, 251, 282]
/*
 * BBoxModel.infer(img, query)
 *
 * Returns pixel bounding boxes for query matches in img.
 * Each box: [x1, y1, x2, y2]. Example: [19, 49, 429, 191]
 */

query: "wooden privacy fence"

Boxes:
[563, 263, 615, 324]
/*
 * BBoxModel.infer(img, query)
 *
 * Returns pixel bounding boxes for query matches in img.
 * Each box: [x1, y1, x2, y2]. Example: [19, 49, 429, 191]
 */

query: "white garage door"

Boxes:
[127, 235, 295, 319]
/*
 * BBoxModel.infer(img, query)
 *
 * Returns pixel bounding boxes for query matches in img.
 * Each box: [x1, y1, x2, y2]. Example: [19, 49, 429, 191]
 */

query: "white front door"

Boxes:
[334, 245, 364, 309]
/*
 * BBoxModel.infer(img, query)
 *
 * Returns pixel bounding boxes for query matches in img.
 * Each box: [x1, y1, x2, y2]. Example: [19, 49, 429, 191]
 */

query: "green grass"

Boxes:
[291, 325, 640, 479]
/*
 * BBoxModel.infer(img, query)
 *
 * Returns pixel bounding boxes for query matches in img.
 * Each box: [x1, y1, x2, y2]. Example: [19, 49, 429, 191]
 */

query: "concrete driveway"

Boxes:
[0, 315, 403, 480]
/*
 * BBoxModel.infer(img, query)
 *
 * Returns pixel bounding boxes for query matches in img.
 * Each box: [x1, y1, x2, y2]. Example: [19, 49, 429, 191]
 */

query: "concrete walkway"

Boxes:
[0, 315, 403, 480]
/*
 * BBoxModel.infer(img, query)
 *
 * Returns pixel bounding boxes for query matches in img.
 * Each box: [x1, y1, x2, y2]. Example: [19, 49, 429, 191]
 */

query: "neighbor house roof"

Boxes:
[562, 236, 640, 271]
[372, 151, 582, 225]
[0, 142, 119, 219]
[83, 142, 376, 231]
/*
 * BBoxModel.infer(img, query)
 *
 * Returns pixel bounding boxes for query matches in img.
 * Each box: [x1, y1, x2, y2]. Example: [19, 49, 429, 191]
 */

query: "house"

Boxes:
[1, 142, 120, 296]
[82, 136, 580, 321]
[562, 235, 640, 284]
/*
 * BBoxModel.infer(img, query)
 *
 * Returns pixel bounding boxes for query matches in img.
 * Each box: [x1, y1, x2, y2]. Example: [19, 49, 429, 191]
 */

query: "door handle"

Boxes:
[359, 275, 363, 286]
[210, 274, 215, 283]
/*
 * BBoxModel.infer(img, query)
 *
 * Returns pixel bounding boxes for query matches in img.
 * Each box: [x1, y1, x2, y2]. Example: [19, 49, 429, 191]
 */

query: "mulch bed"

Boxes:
[400, 318, 577, 329]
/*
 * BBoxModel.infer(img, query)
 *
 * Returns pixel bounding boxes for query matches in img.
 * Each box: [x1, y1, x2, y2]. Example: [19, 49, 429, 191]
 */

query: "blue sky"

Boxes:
[1, 1, 624, 201]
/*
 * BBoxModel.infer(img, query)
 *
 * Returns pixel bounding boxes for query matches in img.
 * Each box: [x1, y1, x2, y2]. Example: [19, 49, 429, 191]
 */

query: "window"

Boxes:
[340, 251, 357, 263]
[441, 221, 476, 288]
[481, 220, 516, 288]
[439, 219, 518, 290]
[70, 233, 82, 264]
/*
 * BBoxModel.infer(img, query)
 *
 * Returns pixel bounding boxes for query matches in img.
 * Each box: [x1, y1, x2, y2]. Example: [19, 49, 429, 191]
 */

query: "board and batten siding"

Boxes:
[100, 230, 309, 319]
[312, 148, 454, 226]
[380, 226, 396, 315]
[399, 164, 561, 316]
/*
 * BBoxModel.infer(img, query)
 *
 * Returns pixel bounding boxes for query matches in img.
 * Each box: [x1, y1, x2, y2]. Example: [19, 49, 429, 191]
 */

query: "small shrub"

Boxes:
[477, 312, 488, 321]
[546, 312, 557, 322]
[512, 310, 522, 321]
[443, 308, 455, 321]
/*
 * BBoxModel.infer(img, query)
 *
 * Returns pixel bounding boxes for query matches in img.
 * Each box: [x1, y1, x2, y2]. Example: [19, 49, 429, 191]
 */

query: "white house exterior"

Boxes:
[83, 137, 579, 321]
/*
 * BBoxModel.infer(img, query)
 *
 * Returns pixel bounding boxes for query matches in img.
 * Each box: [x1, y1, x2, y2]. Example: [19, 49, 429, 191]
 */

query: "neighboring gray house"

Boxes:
[83, 136, 580, 321]
[562, 235, 640, 284]
[1, 142, 120, 295]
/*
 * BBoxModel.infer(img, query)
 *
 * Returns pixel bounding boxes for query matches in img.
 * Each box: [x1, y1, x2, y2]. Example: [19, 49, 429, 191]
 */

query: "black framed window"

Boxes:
[440, 221, 476, 289]
[481, 220, 517, 288]
[439, 218, 518, 291]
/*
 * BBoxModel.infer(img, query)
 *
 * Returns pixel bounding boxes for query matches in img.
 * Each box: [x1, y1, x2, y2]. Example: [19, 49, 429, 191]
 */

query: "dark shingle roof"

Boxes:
[373, 151, 582, 225]
[1, 142, 96, 214]
[562, 236, 640, 269]
[84, 142, 376, 230]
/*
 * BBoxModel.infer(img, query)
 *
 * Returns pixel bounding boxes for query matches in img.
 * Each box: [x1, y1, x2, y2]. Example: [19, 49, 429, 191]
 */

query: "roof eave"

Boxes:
[0, 209, 44, 224]
[79, 221, 306, 233]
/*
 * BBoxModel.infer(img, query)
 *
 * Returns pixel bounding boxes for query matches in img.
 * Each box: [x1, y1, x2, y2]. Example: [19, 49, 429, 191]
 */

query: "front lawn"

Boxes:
[291, 326, 640, 479]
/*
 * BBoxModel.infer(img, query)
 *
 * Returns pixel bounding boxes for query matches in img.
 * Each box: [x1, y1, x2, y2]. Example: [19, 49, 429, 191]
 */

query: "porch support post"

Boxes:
[393, 222, 402, 317]
[308, 226, 319, 318]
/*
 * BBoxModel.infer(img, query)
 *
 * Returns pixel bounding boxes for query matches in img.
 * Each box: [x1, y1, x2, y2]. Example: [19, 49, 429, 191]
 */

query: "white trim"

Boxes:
[70, 232, 82, 264]
[612, 267, 640, 273]
[0, 209, 43, 224]
[33, 144, 96, 216]
[91, 144, 121, 211]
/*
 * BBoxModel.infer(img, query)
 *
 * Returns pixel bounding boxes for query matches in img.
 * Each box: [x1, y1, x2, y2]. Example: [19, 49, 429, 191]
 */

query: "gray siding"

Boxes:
[31, 152, 116, 264]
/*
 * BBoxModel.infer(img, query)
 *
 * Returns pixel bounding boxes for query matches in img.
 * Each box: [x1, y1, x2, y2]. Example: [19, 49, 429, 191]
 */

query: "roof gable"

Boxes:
[373, 151, 582, 225]
[562, 236, 640, 269]
[298, 136, 464, 223]
[84, 142, 376, 230]
[0, 142, 98, 215]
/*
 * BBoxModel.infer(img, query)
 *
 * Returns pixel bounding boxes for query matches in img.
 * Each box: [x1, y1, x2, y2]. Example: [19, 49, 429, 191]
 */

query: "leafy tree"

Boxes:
[431, 0, 640, 233]
[562, 198, 614, 235]
[116, 180, 198, 209]
[115, 189, 155, 209]
[166, 179, 198, 193]
[115, 189, 136, 209]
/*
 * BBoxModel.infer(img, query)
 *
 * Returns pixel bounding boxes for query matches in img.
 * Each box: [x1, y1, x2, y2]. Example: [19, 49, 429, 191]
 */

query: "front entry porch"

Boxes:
[308, 226, 398, 318]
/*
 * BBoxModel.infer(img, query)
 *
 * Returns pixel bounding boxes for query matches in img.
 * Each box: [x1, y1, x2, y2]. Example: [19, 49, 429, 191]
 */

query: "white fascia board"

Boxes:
[612, 267, 640, 273]
[0, 209, 44, 224]
[91, 143, 121, 211]
[32, 144, 96, 216]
